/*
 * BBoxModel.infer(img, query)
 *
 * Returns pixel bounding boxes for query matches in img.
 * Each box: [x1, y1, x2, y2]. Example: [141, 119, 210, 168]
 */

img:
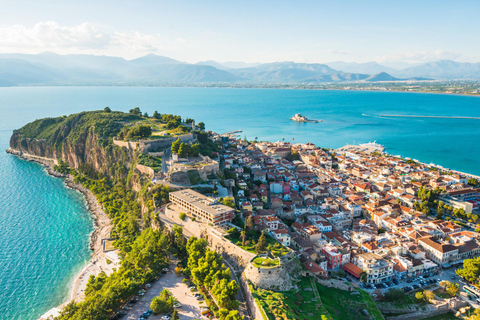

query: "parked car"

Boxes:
[412, 284, 420, 289]
[392, 279, 399, 285]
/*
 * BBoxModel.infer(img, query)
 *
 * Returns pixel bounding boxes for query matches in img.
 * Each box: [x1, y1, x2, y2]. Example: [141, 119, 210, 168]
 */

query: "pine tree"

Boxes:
[171, 138, 181, 153]
[256, 231, 267, 254]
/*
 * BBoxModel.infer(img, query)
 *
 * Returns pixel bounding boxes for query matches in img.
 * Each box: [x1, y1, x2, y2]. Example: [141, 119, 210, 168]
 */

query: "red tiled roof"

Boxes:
[343, 262, 363, 278]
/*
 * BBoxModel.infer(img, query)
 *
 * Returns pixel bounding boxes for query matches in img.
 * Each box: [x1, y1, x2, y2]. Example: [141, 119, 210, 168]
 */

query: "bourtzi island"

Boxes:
[7, 108, 480, 320]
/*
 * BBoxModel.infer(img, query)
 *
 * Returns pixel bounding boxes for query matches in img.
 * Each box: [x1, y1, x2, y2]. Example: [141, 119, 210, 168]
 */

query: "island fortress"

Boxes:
[290, 113, 322, 123]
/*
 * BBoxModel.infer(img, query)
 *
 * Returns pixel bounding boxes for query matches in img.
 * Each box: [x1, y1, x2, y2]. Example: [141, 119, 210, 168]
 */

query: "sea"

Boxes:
[0, 87, 479, 319]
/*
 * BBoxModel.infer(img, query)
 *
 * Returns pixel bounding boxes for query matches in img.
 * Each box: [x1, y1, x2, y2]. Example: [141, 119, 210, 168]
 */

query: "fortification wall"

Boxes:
[244, 258, 293, 291]
[113, 139, 139, 150]
[239, 275, 268, 320]
[140, 133, 194, 152]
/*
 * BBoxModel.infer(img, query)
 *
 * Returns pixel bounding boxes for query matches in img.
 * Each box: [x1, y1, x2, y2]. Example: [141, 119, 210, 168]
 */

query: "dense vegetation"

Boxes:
[16, 110, 141, 146]
[456, 256, 480, 284]
[17, 110, 240, 319]
[184, 238, 241, 318]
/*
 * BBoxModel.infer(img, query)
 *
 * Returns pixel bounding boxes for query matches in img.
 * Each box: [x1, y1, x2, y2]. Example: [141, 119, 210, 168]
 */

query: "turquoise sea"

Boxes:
[1, 87, 480, 319]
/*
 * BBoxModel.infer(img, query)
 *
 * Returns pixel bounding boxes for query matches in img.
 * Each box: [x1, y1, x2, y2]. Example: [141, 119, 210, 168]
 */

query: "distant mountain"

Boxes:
[326, 61, 397, 75]
[0, 53, 479, 86]
[128, 53, 183, 66]
[394, 60, 480, 79]
[231, 62, 339, 82]
[220, 61, 261, 69]
[196, 60, 228, 70]
[365, 72, 400, 82]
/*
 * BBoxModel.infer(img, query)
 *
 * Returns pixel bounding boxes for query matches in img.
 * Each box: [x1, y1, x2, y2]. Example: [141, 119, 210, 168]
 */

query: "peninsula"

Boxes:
[7, 108, 480, 320]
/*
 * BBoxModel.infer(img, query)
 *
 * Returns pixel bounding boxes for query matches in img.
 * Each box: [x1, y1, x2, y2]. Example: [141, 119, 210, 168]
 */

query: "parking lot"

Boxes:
[120, 265, 205, 320]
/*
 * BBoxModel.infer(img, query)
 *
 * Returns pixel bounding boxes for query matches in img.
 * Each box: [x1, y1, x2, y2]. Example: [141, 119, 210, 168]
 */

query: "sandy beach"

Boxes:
[6, 148, 116, 317]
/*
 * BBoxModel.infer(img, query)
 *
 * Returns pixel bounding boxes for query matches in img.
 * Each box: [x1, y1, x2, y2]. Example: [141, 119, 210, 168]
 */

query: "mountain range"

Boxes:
[0, 52, 479, 86]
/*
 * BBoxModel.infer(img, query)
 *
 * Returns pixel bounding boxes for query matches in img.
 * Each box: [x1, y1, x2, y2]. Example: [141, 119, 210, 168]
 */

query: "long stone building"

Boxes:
[169, 189, 234, 225]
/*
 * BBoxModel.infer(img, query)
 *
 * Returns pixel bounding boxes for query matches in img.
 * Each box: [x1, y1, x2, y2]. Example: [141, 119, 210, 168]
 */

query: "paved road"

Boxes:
[162, 148, 171, 173]
[125, 266, 204, 320]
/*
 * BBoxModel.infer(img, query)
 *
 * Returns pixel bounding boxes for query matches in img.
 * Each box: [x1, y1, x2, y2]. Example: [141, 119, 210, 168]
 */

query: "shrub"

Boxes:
[179, 212, 186, 221]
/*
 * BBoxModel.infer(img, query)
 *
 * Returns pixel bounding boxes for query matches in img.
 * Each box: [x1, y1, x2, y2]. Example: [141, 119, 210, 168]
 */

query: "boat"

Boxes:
[290, 113, 321, 123]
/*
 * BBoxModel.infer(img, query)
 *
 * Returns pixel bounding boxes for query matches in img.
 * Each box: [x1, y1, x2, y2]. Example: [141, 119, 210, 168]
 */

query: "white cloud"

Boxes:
[0, 21, 187, 58]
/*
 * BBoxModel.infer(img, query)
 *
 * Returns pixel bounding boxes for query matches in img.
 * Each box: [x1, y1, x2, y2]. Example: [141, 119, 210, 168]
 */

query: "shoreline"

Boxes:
[5, 148, 113, 318]
[2, 85, 480, 98]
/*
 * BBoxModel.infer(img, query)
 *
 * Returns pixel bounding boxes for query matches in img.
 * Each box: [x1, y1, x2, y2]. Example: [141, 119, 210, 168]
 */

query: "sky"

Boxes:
[1, 0, 479, 66]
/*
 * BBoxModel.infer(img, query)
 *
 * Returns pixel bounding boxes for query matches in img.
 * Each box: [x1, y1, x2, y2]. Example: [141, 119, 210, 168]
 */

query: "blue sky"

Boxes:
[1, 0, 479, 65]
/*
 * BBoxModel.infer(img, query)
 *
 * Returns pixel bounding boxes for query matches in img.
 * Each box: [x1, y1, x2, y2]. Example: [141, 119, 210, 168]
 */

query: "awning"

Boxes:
[343, 262, 362, 278]
[442, 263, 451, 268]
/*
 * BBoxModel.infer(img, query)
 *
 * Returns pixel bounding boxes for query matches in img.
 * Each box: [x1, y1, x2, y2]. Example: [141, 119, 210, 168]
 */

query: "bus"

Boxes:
[464, 286, 480, 298]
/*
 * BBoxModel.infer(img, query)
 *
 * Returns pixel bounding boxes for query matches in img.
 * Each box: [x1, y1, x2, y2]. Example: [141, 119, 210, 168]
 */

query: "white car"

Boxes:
[161, 316, 171, 320]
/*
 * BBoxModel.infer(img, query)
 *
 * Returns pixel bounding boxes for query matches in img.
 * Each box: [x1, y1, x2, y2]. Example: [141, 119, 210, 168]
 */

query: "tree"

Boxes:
[171, 138, 181, 153]
[197, 122, 205, 130]
[178, 143, 189, 158]
[244, 216, 254, 234]
[446, 282, 459, 297]
[144, 112, 149, 118]
[457, 256, 480, 284]
[129, 107, 142, 115]
[104, 107, 111, 113]
[153, 110, 160, 119]
[255, 231, 267, 254]
[439, 280, 450, 290]
[468, 178, 479, 186]
[172, 308, 180, 320]
[359, 271, 367, 283]
[179, 212, 187, 221]
[424, 290, 435, 302]
[415, 291, 424, 302]
[240, 231, 247, 247]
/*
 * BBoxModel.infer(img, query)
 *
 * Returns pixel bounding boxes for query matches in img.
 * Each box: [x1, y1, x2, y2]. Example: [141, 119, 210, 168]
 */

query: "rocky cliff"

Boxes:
[9, 111, 139, 177]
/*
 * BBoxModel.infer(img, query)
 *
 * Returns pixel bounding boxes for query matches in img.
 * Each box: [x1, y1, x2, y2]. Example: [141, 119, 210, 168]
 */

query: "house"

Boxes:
[272, 229, 291, 246]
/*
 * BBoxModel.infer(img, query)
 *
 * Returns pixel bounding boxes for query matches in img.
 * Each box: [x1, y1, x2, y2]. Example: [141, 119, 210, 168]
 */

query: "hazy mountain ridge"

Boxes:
[0, 52, 477, 86]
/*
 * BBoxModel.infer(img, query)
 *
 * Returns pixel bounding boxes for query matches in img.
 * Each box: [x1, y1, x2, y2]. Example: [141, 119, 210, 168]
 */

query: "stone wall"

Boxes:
[206, 230, 256, 267]
[113, 139, 139, 150]
[140, 133, 194, 152]
[244, 258, 293, 291]
[239, 275, 268, 320]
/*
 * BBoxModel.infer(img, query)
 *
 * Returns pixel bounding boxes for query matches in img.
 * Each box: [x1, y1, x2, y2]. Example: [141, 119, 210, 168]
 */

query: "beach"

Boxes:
[6, 148, 116, 317]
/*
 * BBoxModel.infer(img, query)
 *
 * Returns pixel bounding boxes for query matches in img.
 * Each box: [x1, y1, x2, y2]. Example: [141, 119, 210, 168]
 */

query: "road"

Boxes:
[125, 264, 204, 320]
[162, 148, 171, 173]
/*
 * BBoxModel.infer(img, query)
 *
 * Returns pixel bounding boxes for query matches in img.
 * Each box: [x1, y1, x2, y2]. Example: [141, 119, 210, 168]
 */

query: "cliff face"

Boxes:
[9, 111, 136, 177]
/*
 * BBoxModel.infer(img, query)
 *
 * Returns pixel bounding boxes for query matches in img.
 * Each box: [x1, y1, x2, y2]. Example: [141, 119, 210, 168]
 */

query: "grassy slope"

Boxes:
[252, 277, 384, 320]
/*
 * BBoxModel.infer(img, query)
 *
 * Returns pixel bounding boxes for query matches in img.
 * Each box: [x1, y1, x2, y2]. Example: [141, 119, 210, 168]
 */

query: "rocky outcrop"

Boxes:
[9, 118, 132, 177]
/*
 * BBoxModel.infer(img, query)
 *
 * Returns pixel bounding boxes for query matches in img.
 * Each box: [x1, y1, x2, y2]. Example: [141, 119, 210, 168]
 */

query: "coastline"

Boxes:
[5, 148, 113, 317]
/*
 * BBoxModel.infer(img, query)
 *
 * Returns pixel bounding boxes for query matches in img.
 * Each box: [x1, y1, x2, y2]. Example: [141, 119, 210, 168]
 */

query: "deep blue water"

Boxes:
[0, 87, 479, 319]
